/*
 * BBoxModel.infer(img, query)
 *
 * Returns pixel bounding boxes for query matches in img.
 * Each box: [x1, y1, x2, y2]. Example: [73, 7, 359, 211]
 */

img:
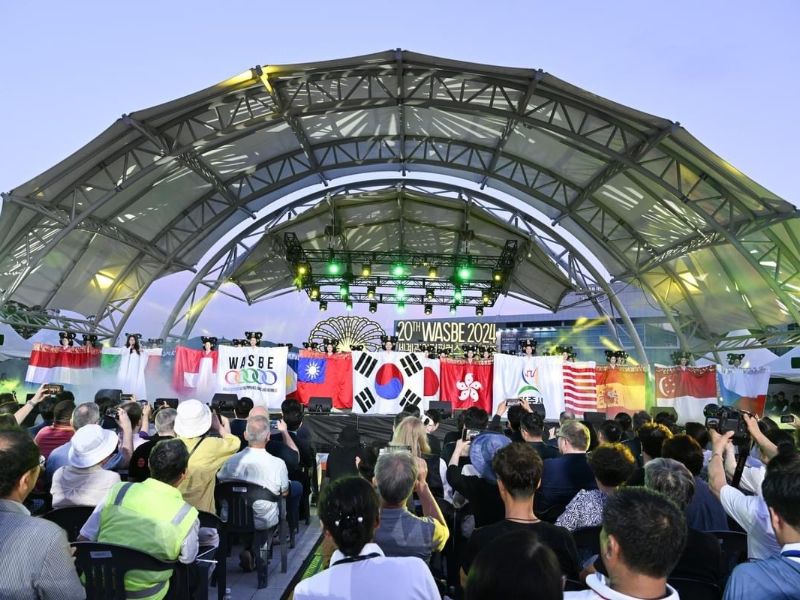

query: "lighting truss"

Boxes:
[284, 232, 517, 308]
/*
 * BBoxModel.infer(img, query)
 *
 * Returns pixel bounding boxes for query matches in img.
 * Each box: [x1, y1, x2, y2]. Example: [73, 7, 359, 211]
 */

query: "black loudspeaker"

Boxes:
[583, 411, 607, 424]
[309, 397, 333, 414]
[211, 393, 238, 416]
[649, 405, 678, 421]
[427, 401, 453, 418]
[95, 389, 122, 404]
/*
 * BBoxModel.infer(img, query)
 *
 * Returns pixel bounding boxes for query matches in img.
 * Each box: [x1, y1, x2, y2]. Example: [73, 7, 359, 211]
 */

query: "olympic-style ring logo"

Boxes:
[224, 369, 277, 386]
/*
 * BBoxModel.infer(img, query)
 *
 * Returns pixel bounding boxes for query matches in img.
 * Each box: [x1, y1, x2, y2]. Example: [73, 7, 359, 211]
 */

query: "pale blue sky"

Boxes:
[1, 1, 798, 343]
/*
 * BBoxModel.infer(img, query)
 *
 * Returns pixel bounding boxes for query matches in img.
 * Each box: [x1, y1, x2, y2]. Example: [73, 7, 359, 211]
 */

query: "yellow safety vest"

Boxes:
[98, 478, 198, 600]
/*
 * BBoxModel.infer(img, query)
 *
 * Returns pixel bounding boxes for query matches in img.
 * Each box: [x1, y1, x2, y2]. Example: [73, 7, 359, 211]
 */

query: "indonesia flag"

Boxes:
[563, 361, 597, 416]
[26, 343, 101, 384]
[655, 365, 718, 423]
[718, 366, 770, 415]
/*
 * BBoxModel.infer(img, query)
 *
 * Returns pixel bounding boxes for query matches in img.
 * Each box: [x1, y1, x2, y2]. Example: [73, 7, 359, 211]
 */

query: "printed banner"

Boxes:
[563, 361, 598, 417]
[286, 352, 299, 398]
[294, 350, 353, 409]
[655, 365, 717, 423]
[351, 350, 426, 414]
[25, 343, 101, 384]
[718, 366, 770, 415]
[440, 359, 493, 413]
[216, 345, 288, 409]
[595, 366, 647, 417]
[492, 354, 564, 418]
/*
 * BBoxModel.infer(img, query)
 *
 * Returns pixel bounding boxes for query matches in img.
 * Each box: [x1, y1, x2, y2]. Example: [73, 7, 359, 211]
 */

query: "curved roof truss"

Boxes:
[1, 50, 798, 353]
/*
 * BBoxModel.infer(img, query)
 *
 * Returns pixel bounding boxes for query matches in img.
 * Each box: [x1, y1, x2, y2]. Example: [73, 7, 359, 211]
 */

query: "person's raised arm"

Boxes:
[744, 413, 779, 462]
[276, 419, 299, 456]
[708, 429, 735, 499]
[117, 407, 134, 468]
[415, 458, 447, 530]
[14, 383, 46, 425]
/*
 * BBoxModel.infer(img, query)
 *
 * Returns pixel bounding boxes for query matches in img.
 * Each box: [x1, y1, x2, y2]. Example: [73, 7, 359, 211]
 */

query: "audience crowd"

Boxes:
[0, 382, 799, 600]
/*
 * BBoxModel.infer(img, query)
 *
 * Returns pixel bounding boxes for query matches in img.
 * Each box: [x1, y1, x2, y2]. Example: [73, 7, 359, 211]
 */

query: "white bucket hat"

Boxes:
[174, 399, 212, 438]
[68, 424, 118, 468]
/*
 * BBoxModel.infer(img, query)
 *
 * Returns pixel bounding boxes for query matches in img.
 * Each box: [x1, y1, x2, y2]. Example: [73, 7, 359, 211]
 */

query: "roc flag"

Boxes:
[655, 365, 718, 423]
[440, 359, 493, 413]
[718, 366, 770, 415]
[595, 366, 647, 417]
[563, 361, 598, 416]
[25, 343, 101, 384]
[352, 351, 425, 414]
[295, 351, 353, 410]
[492, 354, 564, 418]
[422, 355, 441, 404]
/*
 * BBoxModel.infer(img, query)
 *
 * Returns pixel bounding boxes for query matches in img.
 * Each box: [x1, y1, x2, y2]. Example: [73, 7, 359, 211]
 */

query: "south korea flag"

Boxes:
[352, 350, 427, 414]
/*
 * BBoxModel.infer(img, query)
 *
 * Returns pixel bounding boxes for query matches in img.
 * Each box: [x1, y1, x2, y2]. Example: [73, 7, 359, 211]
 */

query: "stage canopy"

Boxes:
[1, 50, 799, 357]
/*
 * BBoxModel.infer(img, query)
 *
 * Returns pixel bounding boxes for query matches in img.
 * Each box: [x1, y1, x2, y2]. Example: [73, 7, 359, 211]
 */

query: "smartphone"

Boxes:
[462, 428, 481, 442]
[269, 419, 280, 431]
[506, 398, 521, 407]
[780, 414, 796, 424]
[45, 383, 64, 395]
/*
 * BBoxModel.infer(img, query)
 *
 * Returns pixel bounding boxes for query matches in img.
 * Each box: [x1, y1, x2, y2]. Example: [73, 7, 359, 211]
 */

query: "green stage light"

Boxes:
[327, 261, 342, 276]
[396, 301, 406, 313]
[453, 287, 463, 302]
[395, 286, 406, 299]
[391, 263, 406, 277]
[456, 264, 472, 281]
[339, 283, 349, 298]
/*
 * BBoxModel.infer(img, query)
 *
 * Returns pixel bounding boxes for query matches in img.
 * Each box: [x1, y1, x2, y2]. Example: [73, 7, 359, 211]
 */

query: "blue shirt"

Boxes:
[723, 544, 800, 600]
[685, 476, 729, 532]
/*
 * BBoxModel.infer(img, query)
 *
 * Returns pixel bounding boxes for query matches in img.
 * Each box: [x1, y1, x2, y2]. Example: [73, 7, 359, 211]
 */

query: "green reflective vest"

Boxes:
[98, 478, 198, 600]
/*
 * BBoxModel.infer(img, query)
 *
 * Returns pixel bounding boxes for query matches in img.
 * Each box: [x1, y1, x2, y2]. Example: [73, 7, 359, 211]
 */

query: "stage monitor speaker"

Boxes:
[649, 405, 678, 421]
[95, 389, 122, 404]
[583, 411, 607, 424]
[427, 401, 453, 419]
[211, 393, 238, 416]
[309, 397, 333, 414]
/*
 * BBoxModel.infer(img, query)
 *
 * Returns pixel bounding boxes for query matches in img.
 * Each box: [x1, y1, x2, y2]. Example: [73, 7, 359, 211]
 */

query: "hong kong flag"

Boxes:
[440, 359, 493, 413]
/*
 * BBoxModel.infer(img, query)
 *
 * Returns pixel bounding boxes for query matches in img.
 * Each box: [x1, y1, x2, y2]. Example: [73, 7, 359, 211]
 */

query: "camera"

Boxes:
[703, 404, 749, 444]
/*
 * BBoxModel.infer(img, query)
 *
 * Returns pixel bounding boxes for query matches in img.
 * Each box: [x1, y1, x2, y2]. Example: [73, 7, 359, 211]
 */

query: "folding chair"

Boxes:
[198, 511, 227, 600]
[215, 480, 288, 589]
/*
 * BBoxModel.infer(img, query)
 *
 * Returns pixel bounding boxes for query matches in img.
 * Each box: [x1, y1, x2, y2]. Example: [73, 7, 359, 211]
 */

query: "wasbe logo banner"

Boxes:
[217, 345, 288, 409]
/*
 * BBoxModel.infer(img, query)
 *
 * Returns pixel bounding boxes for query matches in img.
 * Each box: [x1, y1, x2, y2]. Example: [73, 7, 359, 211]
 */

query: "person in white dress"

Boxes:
[117, 333, 148, 400]
[194, 336, 218, 402]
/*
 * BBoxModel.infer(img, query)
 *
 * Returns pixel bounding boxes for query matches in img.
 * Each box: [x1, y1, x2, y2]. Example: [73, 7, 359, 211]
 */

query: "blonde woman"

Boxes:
[391, 416, 430, 458]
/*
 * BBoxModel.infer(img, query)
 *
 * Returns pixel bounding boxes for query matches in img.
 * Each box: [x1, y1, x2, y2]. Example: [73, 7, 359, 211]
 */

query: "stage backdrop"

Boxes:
[352, 350, 426, 414]
[216, 345, 288, 409]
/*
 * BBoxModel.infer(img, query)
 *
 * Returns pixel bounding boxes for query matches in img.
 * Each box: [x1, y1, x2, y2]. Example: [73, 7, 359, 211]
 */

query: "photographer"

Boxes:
[722, 413, 779, 495]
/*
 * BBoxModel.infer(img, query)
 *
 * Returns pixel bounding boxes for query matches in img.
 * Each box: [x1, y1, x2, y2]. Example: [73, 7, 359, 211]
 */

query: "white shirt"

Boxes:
[217, 447, 288, 529]
[51, 465, 121, 509]
[719, 484, 781, 559]
[293, 543, 439, 600]
[565, 573, 679, 600]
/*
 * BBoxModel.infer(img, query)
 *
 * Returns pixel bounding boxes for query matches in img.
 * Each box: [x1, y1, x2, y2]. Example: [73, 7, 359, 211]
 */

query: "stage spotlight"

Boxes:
[395, 285, 406, 299]
[492, 270, 503, 283]
[296, 262, 311, 277]
[396, 301, 406, 313]
[339, 283, 349, 298]
[425, 288, 434, 300]
[449, 304, 457, 314]
[428, 265, 438, 278]
[345, 300, 353, 311]
[310, 285, 320, 299]
[366, 286, 376, 299]
[424, 303, 432, 315]
[453, 287, 463, 302]
[482, 292, 490, 305]
[361, 263, 371, 277]
[475, 306, 484, 316]
[319, 301, 328, 312]
[369, 302, 378, 313]
[391, 263, 406, 277]
[457, 265, 472, 281]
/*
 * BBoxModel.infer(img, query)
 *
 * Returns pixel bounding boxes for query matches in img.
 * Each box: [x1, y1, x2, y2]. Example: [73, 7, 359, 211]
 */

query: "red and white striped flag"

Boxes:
[563, 361, 597, 416]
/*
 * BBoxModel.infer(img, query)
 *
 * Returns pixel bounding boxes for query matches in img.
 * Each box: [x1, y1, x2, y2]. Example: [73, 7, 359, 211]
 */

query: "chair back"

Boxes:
[707, 530, 747, 580]
[668, 577, 721, 600]
[72, 541, 177, 600]
[198, 511, 227, 600]
[43, 506, 95, 542]
[214, 480, 280, 534]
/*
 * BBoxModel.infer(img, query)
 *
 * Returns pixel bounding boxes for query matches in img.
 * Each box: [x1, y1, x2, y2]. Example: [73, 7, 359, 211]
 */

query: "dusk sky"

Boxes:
[1, 1, 798, 346]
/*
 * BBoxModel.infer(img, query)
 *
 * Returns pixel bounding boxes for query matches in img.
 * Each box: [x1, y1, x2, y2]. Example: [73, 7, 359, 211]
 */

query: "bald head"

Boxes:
[248, 406, 268, 418]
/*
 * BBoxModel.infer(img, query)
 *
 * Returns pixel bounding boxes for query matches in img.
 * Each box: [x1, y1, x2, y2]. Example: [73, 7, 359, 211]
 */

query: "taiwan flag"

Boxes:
[440, 359, 493, 413]
[351, 351, 425, 414]
[295, 350, 353, 410]
[655, 365, 717, 423]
